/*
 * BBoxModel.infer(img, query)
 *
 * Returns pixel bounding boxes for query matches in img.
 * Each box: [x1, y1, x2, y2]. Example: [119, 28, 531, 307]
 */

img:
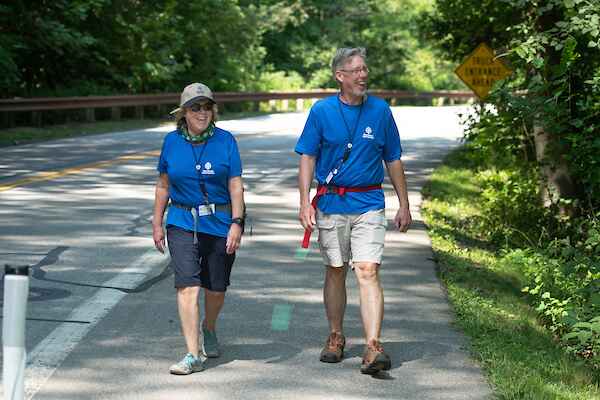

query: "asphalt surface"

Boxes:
[0, 106, 492, 399]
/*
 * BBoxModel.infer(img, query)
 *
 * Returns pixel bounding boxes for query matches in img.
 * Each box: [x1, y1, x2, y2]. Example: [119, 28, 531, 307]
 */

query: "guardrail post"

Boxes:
[85, 108, 95, 123]
[296, 99, 304, 112]
[281, 99, 289, 112]
[31, 111, 42, 127]
[111, 107, 121, 120]
[268, 99, 276, 112]
[135, 106, 144, 120]
[2, 113, 15, 129]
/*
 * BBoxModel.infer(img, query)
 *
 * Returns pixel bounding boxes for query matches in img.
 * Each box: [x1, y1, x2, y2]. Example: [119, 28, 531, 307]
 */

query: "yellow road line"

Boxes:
[0, 150, 160, 193]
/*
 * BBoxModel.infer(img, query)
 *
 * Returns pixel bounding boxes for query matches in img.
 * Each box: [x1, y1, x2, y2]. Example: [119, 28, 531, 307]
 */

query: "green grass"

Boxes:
[421, 148, 600, 400]
[0, 110, 276, 147]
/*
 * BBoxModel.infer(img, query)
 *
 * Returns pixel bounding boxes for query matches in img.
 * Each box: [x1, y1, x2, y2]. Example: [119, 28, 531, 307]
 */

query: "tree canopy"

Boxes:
[0, 0, 461, 97]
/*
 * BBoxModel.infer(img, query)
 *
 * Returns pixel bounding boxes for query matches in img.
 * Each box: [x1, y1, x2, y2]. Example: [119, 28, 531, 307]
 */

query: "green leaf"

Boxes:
[573, 322, 593, 329]
[578, 332, 592, 342]
[563, 332, 580, 340]
[515, 46, 527, 59]
[533, 57, 545, 68]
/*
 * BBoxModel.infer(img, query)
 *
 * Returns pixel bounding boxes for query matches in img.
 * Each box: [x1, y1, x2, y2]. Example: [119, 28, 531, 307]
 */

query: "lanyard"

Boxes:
[337, 94, 364, 158]
[189, 140, 211, 206]
[325, 95, 364, 184]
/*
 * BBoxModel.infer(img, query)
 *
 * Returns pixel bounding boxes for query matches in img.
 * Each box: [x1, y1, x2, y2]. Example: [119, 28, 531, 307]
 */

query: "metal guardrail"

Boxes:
[0, 90, 474, 127]
[0, 90, 474, 112]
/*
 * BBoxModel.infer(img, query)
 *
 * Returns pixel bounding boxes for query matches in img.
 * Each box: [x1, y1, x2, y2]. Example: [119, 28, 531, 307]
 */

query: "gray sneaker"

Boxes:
[169, 353, 204, 375]
[202, 326, 220, 358]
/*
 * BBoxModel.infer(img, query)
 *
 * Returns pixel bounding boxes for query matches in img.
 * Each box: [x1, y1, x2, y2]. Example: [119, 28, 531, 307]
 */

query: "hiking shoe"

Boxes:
[319, 332, 345, 363]
[360, 339, 391, 375]
[202, 326, 220, 358]
[169, 353, 204, 375]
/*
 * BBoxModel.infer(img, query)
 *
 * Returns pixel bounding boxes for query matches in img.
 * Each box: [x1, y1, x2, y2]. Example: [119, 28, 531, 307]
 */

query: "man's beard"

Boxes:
[352, 85, 367, 97]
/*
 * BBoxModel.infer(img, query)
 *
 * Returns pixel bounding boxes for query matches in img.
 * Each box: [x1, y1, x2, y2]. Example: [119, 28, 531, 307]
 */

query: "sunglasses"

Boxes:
[188, 103, 213, 112]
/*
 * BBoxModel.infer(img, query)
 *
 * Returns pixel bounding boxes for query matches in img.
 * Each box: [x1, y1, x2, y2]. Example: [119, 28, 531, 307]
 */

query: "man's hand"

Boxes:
[298, 154, 316, 231]
[299, 203, 316, 231]
[153, 224, 166, 253]
[226, 223, 242, 254]
[394, 205, 412, 232]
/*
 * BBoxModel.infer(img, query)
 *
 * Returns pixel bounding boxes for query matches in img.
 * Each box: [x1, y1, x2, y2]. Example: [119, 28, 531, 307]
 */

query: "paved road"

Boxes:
[0, 106, 491, 399]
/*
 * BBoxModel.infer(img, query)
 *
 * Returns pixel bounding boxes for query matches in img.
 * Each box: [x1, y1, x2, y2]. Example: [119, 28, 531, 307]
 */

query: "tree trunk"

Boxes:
[533, 121, 577, 213]
[532, 7, 578, 215]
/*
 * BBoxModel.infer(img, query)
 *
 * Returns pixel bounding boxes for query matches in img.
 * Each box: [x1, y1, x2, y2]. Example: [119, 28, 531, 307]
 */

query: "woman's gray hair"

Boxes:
[331, 47, 367, 77]
[175, 102, 219, 131]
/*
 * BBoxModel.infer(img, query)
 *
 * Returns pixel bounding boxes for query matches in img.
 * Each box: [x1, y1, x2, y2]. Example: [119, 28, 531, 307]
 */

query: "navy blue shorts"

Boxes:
[166, 226, 235, 292]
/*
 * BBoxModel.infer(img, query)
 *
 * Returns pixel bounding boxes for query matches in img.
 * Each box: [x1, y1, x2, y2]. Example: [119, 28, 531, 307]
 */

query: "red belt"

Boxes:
[301, 183, 382, 248]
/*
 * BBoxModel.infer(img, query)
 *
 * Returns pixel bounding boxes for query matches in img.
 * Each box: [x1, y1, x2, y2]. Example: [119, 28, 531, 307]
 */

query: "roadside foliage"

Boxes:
[423, 0, 600, 373]
[0, 0, 460, 97]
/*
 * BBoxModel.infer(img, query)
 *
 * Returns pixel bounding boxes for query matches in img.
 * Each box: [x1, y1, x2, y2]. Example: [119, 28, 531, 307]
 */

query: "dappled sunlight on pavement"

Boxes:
[0, 107, 489, 400]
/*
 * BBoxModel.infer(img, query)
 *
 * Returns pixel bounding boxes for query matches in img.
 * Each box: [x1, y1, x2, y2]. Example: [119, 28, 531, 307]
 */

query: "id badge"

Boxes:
[325, 171, 334, 184]
[197, 204, 215, 216]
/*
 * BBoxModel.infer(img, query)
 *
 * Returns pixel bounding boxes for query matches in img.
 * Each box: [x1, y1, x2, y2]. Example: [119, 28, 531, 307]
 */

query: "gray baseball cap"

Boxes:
[170, 82, 215, 114]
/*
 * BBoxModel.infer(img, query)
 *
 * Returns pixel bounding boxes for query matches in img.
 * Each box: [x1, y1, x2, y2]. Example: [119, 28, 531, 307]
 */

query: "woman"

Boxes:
[152, 82, 245, 375]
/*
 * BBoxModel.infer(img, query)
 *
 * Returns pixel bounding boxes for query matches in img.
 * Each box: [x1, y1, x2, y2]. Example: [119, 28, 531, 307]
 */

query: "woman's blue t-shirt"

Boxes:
[157, 127, 242, 237]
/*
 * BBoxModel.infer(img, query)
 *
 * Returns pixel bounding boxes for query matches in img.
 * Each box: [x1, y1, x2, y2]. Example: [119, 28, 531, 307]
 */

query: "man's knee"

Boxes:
[325, 265, 347, 281]
[354, 262, 379, 282]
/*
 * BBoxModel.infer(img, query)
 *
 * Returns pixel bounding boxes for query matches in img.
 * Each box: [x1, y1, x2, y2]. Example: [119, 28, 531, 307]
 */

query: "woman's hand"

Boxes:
[153, 224, 166, 253]
[226, 223, 242, 254]
[152, 173, 169, 253]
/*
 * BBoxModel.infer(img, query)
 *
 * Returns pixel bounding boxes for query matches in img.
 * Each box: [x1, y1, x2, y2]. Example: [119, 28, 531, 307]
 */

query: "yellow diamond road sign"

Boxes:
[455, 43, 512, 100]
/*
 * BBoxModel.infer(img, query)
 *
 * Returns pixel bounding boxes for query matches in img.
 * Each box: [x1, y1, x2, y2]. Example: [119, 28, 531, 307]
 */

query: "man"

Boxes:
[295, 47, 411, 375]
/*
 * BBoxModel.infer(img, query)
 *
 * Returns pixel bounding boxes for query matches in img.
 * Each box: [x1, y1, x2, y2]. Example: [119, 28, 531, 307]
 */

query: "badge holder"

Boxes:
[196, 204, 215, 216]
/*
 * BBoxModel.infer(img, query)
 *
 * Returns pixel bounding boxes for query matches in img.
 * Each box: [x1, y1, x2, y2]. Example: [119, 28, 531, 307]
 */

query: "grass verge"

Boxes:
[0, 110, 276, 147]
[421, 147, 600, 400]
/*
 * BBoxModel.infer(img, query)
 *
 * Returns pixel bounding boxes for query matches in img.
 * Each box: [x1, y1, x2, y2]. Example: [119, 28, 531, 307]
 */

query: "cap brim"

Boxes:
[170, 96, 214, 115]
[183, 96, 214, 107]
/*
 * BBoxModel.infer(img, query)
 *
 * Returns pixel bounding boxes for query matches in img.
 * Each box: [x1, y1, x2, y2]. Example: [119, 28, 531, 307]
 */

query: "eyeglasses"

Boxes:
[188, 103, 213, 112]
[339, 66, 369, 75]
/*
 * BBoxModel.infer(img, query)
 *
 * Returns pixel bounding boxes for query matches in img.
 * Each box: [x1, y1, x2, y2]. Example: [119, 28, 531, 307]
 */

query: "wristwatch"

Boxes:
[231, 217, 244, 227]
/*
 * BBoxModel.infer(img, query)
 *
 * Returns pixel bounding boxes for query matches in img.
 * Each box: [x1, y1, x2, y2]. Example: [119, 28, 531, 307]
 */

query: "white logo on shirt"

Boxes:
[362, 126, 374, 139]
[202, 161, 215, 175]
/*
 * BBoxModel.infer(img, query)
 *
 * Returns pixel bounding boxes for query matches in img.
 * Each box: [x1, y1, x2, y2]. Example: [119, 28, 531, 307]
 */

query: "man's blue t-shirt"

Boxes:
[157, 127, 242, 237]
[295, 95, 401, 214]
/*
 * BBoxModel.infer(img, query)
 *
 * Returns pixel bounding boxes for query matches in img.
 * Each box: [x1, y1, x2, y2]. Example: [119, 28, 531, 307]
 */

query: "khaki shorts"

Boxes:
[316, 209, 386, 267]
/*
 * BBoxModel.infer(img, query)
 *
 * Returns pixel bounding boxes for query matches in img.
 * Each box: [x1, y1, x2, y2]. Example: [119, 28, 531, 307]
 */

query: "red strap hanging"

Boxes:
[301, 184, 382, 248]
